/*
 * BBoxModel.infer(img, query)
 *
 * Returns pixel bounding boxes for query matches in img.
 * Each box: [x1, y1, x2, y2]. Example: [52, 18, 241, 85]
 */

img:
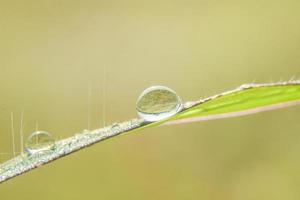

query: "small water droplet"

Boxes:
[136, 86, 182, 122]
[111, 123, 120, 128]
[25, 131, 55, 155]
[111, 123, 122, 133]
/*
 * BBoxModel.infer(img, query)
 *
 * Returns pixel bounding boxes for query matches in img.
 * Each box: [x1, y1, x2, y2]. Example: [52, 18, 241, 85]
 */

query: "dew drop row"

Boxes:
[1, 85, 182, 182]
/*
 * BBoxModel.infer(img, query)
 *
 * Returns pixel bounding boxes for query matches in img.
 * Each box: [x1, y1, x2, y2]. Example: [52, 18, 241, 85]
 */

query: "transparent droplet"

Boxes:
[111, 123, 122, 133]
[111, 123, 121, 129]
[25, 131, 55, 155]
[136, 86, 182, 122]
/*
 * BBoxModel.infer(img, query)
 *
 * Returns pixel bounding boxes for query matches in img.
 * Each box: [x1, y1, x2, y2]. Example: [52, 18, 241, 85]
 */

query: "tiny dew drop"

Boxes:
[136, 86, 182, 122]
[25, 131, 55, 155]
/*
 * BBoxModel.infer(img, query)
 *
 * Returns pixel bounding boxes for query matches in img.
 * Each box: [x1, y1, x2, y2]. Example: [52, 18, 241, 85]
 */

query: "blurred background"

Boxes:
[0, 0, 300, 199]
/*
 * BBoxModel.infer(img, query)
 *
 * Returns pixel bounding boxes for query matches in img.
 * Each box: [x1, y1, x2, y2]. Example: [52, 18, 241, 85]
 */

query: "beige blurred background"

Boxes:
[0, 0, 300, 199]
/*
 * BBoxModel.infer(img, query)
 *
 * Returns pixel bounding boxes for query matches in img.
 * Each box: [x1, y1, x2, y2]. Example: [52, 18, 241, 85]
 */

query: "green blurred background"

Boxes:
[0, 0, 300, 199]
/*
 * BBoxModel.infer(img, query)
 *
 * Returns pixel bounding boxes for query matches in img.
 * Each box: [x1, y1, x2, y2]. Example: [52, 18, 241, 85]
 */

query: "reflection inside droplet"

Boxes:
[25, 131, 55, 155]
[136, 85, 182, 122]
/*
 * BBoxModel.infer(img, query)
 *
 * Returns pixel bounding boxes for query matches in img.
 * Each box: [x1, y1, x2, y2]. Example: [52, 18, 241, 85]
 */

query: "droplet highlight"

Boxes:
[136, 86, 182, 122]
[25, 131, 55, 155]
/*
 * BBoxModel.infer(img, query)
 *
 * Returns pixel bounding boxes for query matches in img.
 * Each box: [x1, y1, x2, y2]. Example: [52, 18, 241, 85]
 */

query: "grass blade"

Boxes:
[1, 81, 300, 184]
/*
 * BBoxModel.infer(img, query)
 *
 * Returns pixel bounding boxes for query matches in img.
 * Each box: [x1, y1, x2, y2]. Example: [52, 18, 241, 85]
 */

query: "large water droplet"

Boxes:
[25, 131, 55, 155]
[136, 86, 182, 122]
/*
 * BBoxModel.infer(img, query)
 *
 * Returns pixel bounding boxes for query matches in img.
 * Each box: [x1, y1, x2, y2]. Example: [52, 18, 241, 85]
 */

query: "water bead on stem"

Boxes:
[136, 86, 182, 122]
[25, 131, 55, 155]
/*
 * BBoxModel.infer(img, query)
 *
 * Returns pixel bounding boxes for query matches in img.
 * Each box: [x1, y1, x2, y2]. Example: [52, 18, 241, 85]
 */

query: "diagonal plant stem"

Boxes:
[0, 118, 147, 184]
[165, 99, 300, 125]
[1, 81, 300, 184]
